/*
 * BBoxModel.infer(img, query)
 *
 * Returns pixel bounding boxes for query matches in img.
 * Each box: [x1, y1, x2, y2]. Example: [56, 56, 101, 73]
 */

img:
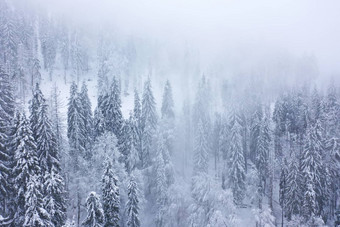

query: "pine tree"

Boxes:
[67, 81, 85, 166]
[301, 121, 325, 220]
[79, 81, 93, 159]
[30, 83, 60, 172]
[119, 119, 133, 171]
[155, 137, 168, 227]
[285, 156, 302, 220]
[24, 175, 52, 227]
[141, 78, 157, 168]
[43, 166, 67, 226]
[228, 108, 246, 205]
[132, 89, 142, 168]
[82, 192, 104, 227]
[255, 114, 271, 193]
[12, 113, 40, 226]
[126, 176, 140, 227]
[101, 77, 123, 139]
[193, 119, 209, 175]
[101, 161, 120, 227]
[0, 68, 15, 216]
[161, 80, 174, 119]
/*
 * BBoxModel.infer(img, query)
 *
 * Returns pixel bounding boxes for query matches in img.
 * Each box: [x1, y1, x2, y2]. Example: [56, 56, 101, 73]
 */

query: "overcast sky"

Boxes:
[37, 0, 340, 75]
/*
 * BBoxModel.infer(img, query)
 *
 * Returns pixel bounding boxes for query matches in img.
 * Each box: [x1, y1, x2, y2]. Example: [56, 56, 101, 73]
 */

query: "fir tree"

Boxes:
[155, 137, 168, 227]
[67, 81, 85, 166]
[12, 113, 40, 226]
[193, 119, 209, 175]
[301, 121, 325, 220]
[228, 108, 246, 205]
[101, 161, 120, 227]
[140, 78, 157, 168]
[0, 68, 15, 216]
[285, 156, 302, 220]
[101, 77, 123, 139]
[126, 176, 140, 227]
[161, 80, 174, 119]
[82, 192, 104, 227]
[24, 175, 52, 227]
[79, 81, 93, 159]
[43, 166, 67, 226]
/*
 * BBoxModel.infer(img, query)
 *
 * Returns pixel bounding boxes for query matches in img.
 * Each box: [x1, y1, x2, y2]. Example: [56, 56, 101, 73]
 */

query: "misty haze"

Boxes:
[0, 0, 340, 226]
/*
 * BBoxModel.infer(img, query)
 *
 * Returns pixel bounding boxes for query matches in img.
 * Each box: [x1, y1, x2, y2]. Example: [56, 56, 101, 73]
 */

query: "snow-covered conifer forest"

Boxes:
[1, 0, 340, 226]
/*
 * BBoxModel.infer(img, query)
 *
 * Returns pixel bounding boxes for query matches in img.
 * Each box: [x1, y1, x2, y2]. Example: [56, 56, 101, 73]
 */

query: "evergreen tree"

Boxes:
[255, 114, 271, 193]
[79, 81, 93, 159]
[24, 174, 52, 227]
[228, 108, 246, 205]
[101, 77, 123, 139]
[193, 119, 209, 175]
[30, 83, 60, 172]
[161, 80, 174, 119]
[126, 176, 140, 227]
[12, 113, 40, 226]
[101, 161, 120, 227]
[132, 89, 142, 168]
[43, 166, 67, 226]
[301, 121, 325, 220]
[155, 137, 168, 227]
[285, 156, 302, 220]
[82, 192, 104, 227]
[67, 81, 85, 165]
[140, 78, 157, 168]
[0, 68, 15, 216]
[119, 119, 133, 171]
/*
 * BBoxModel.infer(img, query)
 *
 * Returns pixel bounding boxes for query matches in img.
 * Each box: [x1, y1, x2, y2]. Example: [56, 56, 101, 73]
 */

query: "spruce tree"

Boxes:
[126, 176, 140, 227]
[301, 121, 325, 220]
[155, 137, 168, 227]
[67, 81, 85, 166]
[12, 113, 40, 226]
[141, 78, 157, 168]
[80, 81, 93, 159]
[193, 119, 209, 174]
[0, 68, 15, 216]
[228, 108, 246, 205]
[101, 77, 123, 139]
[24, 175, 52, 227]
[82, 192, 104, 227]
[101, 161, 120, 227]
[161, 80, 174, 119]
[285, 156, 302, 220]
[43, 166, 67, 226]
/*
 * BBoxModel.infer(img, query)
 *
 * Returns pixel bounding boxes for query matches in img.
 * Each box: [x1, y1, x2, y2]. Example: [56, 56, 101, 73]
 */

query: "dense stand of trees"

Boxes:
[0, 1, 340, 227]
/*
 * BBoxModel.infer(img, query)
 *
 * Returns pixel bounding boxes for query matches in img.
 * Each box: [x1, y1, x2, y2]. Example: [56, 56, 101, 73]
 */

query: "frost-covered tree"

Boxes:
[101, 161, 120, 227]
[82, 192, 104, 227]
[285, 156, 302, 220]
[0, 68, 15, 216]
[155, 137, 168, 227]
[67, 82, 85, 166]
[228, 108, 246, 205]
[161, 80, 174, 119]
[301, 121, 325, 220]
[255, 114, 271, 194]
[126, 176, 140, 227]
[43, 166, 67, 226]
[100, 77, 123, 139]
[24, 174, 52, 227]
[141, 78, 157, 168]
[193, 119, 209, 175]
[30, 83, 60, 172]
[79, 81, 93, 159]
[12, 113, 40, 226]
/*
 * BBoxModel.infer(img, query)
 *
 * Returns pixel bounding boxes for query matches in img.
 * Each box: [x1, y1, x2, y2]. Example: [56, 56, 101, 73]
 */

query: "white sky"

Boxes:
[38, 0, 340, 75]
